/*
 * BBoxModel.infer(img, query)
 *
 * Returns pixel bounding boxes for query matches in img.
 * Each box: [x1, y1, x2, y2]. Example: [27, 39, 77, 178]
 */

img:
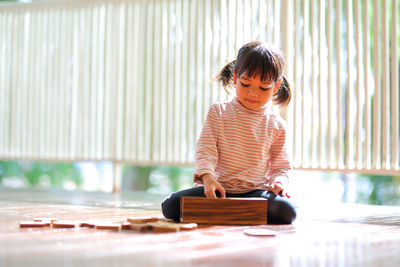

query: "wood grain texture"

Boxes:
[180, 197, 268, 225]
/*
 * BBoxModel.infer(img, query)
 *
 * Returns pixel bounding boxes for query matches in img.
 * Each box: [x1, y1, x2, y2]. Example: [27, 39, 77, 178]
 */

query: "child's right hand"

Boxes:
[201, 173, 226, 199]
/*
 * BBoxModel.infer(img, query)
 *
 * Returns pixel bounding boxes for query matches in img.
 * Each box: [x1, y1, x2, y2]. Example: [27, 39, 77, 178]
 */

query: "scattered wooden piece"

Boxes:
[79, 222, 91, 228]
[180, 197, 268, 225]
[86, 222, 98, 228]
[147, 222, 179, 233]
[33, 218, 58, 223]
[19, 216, 199, 233]
[33, 218, 58, 227]
[127, 217, 159, 224]
[121, 222, 131, 230]
[81, 221, 129, 230]
[52, 221, 77, 228]
[129, 223, 151, 232]
[157, 218, 175, 223]
[178, 223, 198, 231]
[243, 228, 277, 236]
[95, 223, 121, 231]
[19, 221, 47, 228]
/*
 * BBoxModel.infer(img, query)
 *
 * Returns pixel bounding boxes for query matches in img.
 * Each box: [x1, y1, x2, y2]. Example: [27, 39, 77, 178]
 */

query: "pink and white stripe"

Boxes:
[194, 98, 291, 194]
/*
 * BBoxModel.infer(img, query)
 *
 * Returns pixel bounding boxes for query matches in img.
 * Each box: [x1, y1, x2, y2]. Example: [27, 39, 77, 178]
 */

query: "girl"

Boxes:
[162, 41, 297, 224]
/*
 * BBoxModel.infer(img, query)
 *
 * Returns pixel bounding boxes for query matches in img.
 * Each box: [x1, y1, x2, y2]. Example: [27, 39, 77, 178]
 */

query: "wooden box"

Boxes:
[180, 197, 267, 225]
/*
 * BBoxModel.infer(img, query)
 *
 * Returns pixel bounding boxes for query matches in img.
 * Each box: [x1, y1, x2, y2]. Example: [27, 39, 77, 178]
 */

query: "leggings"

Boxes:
[161, 186, 297, 224]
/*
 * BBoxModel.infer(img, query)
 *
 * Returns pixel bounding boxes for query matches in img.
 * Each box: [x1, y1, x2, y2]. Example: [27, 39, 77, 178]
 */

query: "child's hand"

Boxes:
[201, 174, 226, 199]
[268, 182, 290, 198]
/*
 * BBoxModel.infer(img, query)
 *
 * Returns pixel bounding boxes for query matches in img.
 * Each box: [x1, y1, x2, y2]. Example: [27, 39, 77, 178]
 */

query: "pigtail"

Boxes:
[273, 76, 292, 108]
[214, 60, 236, 95]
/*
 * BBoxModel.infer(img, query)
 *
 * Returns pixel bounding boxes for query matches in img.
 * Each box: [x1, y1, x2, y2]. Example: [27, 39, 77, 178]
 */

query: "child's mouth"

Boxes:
[245, 99, 259, 104]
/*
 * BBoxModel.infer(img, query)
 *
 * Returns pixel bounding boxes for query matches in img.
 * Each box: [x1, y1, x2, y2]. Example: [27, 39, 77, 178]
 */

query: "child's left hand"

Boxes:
[268, 182, 290, 198]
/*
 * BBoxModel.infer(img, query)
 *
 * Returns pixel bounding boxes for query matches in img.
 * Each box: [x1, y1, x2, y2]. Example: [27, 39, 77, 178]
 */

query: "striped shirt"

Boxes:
[193, 97, 292, 194]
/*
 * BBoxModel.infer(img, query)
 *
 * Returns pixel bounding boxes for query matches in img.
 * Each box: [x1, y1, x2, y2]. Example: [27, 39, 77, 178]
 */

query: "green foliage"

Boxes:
[122, 165, 193, 193]
[355, 174, 400, 206]
[0, 161, 83, 188]
[2, 160, 399, 206]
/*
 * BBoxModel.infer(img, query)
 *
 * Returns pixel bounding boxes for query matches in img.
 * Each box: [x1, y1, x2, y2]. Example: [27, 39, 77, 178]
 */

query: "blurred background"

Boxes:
[0, 0, 399, 206]
[0, 161, 399, 206]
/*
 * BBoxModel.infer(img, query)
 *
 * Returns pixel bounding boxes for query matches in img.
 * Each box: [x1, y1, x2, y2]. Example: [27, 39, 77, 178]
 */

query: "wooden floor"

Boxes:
[1, 187, 400, 267]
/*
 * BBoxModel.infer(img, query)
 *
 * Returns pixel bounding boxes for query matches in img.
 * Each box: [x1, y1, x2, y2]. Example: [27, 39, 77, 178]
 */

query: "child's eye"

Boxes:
[260, 87, 271, 91]
[240, 82, 250, 87]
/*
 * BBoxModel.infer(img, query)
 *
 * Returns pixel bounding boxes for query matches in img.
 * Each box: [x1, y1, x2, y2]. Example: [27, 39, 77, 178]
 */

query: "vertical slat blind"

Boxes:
[0, 0, 399, 174]
[287, 0, 399, 174]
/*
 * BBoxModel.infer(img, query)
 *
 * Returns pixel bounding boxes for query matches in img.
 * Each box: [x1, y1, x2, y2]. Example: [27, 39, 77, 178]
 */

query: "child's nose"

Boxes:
[248, 87, 257, 96]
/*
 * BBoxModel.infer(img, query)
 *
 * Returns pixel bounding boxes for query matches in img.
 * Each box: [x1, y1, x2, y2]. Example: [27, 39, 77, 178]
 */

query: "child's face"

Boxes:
[233, 72, 282, 111]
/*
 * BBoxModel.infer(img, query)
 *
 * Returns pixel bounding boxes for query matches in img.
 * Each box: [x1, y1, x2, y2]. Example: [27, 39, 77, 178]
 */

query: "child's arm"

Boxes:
[193, 105, 220, 188]
[268, 120, 292, 197]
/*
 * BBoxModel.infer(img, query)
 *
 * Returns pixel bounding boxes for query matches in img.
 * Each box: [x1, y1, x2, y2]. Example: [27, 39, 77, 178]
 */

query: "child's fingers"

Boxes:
[274, 188, 282, 196]
[271, 188, 279, 196]
[267, 185, 275, 195]
[280, 187, 287, 197]
[217, 186, 226, 198]
[269, 183, 291, 198]
[204, 186, 217, 199]
[268, 184, 280, 196]
[277, 186, 290, 198]
[205, 186, 225, 199]
[206, 190, 217, 199]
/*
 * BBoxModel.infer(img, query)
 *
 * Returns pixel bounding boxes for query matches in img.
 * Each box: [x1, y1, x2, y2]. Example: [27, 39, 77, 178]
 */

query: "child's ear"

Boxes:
[273, 78, 283, 94]
[233, 73, 237, 85]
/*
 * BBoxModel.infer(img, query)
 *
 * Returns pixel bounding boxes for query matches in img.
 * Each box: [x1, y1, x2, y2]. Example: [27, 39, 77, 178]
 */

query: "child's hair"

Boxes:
[215, 41, 291, 108]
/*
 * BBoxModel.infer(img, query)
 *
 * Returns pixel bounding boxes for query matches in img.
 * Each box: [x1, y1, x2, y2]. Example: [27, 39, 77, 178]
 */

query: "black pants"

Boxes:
[161, 186, 297, 224]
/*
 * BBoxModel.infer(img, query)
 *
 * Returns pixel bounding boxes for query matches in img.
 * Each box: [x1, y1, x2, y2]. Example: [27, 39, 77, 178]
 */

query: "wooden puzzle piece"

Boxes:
[33, 218, 58, 223]
[94, 223, 121, 231]
[147, 222, 180, 233]
[121, 222, 131, 230]
[127, 217, 159, 224]
[52, 221, 77, 228]
[19, 217, 198, 233]
[32, 218, 58, 226]
[177, 223, 198, 231]
[180, 197, 268, 225]
[79, 222, 92, 228]
[146, 221, 198, 233]
[19, 221, 47, 228]
[155, 218, 197, 230]
[129, 223, 150, 232]
[243, 228, 277, 236]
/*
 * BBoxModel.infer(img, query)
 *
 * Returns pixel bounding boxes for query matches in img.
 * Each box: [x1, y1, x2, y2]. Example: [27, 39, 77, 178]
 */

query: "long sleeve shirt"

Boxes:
[193, 97, 292, 194]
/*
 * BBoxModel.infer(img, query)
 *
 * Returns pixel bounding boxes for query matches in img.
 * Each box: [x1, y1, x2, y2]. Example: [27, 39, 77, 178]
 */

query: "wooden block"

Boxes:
[19, 221, 47, 228]
[33, 218, 58, 223]
[178, 223, 198, 231]
[157, 218, 175, 223]
[110, 220, 131, 230]
[180, 197, 267, 225]
[33, 218, 58, 227]
[95, 223, 121, 231]
[79, 222, 91, 228]
[121, 222, 131, 230]
[127, 217, 159, 224]
[52, 221, 77, 228]
[147, 222, 179, 233]
[163, 222, 198, 231]
[81, 221, 106, 228]
[129, 223, 151, 232]
[243, 228, 277, 236]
